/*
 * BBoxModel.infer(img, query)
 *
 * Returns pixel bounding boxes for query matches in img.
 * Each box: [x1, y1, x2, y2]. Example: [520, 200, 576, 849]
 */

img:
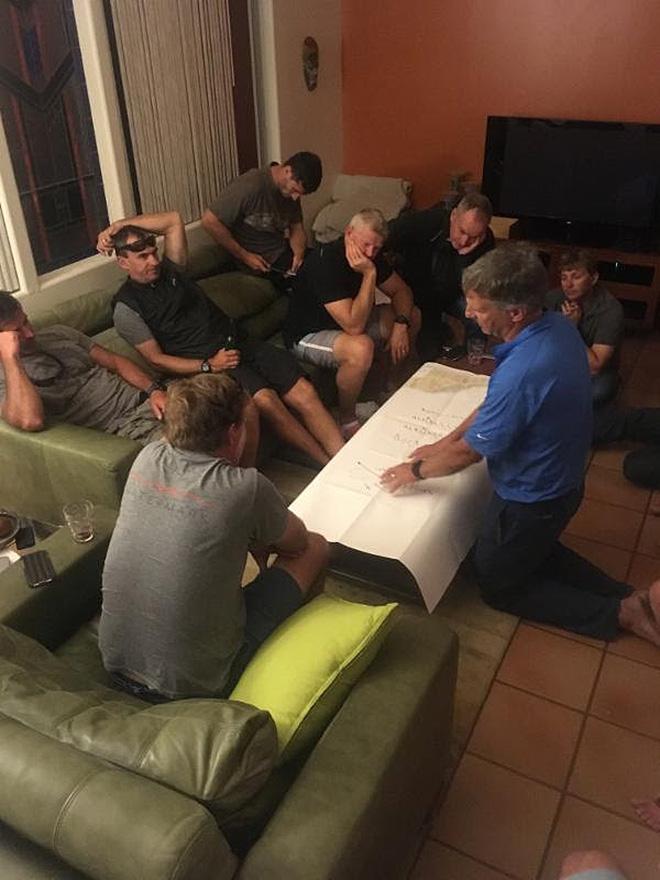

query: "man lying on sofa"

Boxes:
[98, 210, 344, 467]
[100, 371, 329, 701]
[0, 290, 174, 445]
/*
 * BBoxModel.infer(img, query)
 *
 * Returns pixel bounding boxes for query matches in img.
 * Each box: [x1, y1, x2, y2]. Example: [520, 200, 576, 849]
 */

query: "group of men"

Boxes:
[2, 151, 660, 747]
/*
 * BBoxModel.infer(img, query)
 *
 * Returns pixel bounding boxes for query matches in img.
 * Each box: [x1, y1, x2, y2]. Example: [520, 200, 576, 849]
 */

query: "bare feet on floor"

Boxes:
[618, 581, 660, 647]
[631, 795, 660, 831]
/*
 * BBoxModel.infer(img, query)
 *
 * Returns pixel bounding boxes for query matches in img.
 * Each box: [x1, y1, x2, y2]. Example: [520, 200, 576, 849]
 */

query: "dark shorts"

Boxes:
[233, 340, 304, 397]
[224, 566, 304, 692]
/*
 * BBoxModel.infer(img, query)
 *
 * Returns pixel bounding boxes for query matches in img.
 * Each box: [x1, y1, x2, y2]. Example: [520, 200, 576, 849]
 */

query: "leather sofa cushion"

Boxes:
[0, 715, 237, 880]
[199, 272, 281, 321]
[0, 624, 278, 814]
[29, 288, 116, 337]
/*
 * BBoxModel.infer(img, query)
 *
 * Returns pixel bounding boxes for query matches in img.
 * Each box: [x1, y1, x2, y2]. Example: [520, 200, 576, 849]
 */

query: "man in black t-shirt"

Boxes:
[98, 211, 343, 467]
[387, 192, 494, 358]
[284, 209, 420, 438]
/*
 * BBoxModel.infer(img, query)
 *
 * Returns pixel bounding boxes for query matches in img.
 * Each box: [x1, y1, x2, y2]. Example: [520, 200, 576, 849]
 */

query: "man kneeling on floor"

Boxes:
[99, 373, 329, 701]
[381, 245, 660, 647]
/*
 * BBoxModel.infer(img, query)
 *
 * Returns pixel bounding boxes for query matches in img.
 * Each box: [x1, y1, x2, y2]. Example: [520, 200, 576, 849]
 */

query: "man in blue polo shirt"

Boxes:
[381, 245, 660, 645]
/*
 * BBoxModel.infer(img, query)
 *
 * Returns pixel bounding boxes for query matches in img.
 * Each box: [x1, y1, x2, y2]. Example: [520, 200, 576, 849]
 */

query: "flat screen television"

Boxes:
[482, 116, 660, 245]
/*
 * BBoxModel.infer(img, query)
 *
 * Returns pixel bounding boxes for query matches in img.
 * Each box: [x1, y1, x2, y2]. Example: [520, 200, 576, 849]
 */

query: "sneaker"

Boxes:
[355, 400, 379, 423]
[340, 418, 361, 441]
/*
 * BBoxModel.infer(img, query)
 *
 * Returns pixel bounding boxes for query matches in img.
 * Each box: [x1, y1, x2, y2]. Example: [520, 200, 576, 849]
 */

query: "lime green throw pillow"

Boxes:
[229, 594, 397, 763]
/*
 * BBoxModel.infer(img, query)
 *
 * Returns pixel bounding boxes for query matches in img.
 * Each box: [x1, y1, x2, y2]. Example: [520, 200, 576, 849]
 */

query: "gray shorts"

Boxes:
[292, 306, 387, 368]
[565, 870, 627, 880]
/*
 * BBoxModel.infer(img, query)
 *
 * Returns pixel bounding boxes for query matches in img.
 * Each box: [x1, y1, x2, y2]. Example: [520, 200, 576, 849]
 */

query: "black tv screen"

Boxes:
[482, 117, 660, 229]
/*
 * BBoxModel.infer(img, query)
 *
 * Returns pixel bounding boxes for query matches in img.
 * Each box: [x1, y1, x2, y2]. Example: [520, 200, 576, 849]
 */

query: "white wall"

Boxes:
[252, 0, 343, 230]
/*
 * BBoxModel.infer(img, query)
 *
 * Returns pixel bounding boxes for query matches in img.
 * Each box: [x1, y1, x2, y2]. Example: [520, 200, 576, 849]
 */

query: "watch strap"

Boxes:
[411, 459, 424, 480]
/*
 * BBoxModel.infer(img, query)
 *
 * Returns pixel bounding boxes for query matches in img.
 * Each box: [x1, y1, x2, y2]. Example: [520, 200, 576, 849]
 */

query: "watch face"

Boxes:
[201, 361, 211, 373]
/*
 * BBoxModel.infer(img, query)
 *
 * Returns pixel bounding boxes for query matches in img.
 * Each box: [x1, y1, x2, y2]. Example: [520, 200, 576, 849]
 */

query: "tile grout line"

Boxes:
[534, 645, 609, 879]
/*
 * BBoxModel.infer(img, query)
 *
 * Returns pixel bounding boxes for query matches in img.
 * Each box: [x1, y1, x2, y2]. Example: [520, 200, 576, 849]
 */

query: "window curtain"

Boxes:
[0, 207, 19, 292]
[109, 0, 239, 221]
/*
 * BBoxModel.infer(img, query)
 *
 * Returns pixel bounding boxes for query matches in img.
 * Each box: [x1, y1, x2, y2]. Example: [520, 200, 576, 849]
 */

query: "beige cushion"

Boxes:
[313, 173, 412, 243]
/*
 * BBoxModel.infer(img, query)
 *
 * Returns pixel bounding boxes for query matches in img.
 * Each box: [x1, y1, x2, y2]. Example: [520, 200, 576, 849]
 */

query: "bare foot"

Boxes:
[619, 584, 660, 647]
[632, 795, 660, 831]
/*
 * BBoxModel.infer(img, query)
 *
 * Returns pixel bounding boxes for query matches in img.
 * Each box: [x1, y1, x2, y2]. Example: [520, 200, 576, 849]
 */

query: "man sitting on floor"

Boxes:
[201, 151, 322, 287]
[0, 290, 175, 445]
[283, 209, 421, 439]
[100, 373, 329, 701]
[546, 249, 623, 404]
[387, 192, 494, 359]
[98, 211, 343, 467]
[381, 245, 660, 647]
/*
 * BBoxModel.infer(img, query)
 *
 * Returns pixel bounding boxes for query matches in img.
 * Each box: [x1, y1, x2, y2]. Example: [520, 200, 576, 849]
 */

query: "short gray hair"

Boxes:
[348, 208, 389, 239]
[456, 192, 493, 223]
[462, 244, 548, 311]
[0, 291, 21, 325]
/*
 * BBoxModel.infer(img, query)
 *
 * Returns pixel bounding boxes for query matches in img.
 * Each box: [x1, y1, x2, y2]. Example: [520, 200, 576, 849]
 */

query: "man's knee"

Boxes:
[559, 849, 624, 879]
[337, 334, 374, 372]
[253, 387, 282, 413]
[623, 446, 660, 489]
[306, 531, 330, 569]
[285, 376, 320, 410]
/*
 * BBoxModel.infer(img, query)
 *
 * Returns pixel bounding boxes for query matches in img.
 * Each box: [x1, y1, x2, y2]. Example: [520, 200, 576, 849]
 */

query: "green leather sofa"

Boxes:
[0, 517, 458, 880]
[1, 244, 288, 525]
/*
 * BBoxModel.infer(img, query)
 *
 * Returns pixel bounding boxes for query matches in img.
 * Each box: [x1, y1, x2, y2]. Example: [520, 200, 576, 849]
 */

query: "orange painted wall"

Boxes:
[342, 0, 660, 208]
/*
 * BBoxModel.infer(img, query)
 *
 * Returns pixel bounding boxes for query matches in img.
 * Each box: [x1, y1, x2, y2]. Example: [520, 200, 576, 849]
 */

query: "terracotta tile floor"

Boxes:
[412, 332, 660, 880]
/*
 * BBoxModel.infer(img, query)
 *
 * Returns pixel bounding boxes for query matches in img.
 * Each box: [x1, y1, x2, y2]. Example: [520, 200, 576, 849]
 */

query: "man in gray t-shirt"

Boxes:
[545, 249, 623, 404]
[0, 292, 166, 441]
[201, 151, 322, 278]
[100, 372, 328, 700]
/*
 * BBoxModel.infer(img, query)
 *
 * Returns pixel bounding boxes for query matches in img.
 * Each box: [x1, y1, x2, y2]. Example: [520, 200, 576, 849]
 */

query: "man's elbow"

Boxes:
[200, 210, 216, 233]
[3, 411, 44, 432]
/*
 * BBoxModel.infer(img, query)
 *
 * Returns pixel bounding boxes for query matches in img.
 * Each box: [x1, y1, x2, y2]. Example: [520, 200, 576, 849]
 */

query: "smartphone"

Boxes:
[22, 550, 56, 588]
[15, 518, 36, 550]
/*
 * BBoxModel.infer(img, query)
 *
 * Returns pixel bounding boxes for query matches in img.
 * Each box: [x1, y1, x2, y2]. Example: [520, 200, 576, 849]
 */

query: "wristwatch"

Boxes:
[140, 379, 165, 403]
[411, 459, 424, 480]
[394, 314, 411, 326]
[200, 359, 212, 374]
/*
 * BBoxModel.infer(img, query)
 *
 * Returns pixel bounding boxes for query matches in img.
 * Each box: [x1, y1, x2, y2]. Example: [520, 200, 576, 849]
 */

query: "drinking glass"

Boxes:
[63, 501, 95, 543]
[467, 337, 486, 365]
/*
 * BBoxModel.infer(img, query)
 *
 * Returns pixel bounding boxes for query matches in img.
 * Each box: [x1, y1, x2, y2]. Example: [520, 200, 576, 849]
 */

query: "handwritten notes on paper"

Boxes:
[290, 363, 492, 610]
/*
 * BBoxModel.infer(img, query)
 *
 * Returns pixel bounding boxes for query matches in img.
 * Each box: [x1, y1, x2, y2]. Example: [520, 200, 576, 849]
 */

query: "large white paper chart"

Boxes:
[290, 362, 493, 611]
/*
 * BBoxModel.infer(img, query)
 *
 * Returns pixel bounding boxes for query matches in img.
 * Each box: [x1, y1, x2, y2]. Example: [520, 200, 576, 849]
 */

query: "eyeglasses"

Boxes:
[115, 235, 157, 254]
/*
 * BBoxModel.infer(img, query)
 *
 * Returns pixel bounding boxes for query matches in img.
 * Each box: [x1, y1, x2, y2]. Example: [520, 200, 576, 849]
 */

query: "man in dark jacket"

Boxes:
[387, 192, 495, 358]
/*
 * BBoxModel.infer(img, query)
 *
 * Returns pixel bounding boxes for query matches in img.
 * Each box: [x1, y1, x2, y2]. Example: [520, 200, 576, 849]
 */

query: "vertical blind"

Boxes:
[109, 0, 239, 221]
[0, 206, 19, 292]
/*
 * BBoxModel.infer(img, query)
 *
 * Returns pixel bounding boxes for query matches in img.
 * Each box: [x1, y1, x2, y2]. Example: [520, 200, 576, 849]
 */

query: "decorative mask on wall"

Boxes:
[303, 37, 319, 91]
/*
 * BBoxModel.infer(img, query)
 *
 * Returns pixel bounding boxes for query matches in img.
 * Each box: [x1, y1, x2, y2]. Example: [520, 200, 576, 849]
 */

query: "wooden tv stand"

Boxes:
[524, 239, 660, 330]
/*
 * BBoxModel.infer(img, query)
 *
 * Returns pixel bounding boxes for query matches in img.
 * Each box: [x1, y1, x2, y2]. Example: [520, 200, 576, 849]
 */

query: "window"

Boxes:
[0, 0, 108, 274]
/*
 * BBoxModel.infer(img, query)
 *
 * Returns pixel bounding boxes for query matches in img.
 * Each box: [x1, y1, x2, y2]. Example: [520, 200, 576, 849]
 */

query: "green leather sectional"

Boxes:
[0, 514, 458, 879]
[1, 244, 288, 525]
